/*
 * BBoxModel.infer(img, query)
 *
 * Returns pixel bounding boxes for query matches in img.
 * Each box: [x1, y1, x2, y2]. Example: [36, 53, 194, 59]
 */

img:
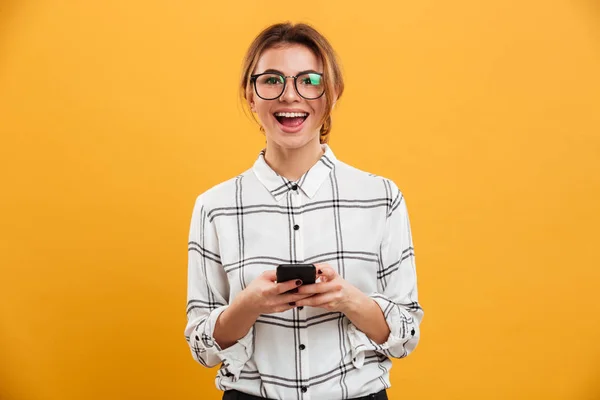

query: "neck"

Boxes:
[264, 137, 324, 182]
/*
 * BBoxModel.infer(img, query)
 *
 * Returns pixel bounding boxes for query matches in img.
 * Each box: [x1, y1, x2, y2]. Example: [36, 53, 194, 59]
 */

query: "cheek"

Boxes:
[254, 102, 273, 123]
[310, 99, 328, 121]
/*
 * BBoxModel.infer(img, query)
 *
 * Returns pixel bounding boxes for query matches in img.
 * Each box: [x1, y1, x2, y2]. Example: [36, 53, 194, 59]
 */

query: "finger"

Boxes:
[313, 263, 329, 276]
[297, 281, 341, 295]
[265, 302, 297, 314]
[274, 278, 303, 295]
[261, 270, 277, 282]
[295, 292, 338, 307]
[317, 265, 338, 281]
[313, 263, 327, 280]
[277, 292, 315, 305]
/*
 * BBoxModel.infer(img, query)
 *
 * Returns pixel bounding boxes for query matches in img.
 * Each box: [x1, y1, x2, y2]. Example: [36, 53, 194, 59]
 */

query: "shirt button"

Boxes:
[301, 386, 308, 393]
[293, 224, 300, 231]
[299, 344, 305, 350]
[291, 184, 298, 191]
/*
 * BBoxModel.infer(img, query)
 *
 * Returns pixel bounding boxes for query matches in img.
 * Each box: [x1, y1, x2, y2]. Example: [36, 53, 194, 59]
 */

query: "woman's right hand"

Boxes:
[213, 270, 314, 349]
[236, 270, 313, 315]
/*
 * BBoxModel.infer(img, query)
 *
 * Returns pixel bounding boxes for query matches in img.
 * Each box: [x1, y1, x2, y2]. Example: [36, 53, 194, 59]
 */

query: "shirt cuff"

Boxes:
[347, 293, 416, 368]
[216, 325, 254, 381]
[192, 305, 254, 379]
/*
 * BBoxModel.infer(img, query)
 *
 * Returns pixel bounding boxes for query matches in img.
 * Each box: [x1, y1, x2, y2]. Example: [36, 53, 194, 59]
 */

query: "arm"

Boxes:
[348, 187, 424, 364]
[184, 195, 311, 375]
[295, 186, 424, 366]
[341, 291, 390, 345]
[213, 295, 260, 350]
[214, 270, 311, 348]
[294, 264, 390, 344]
[183, 195, 254, 377]
[213, 270, 305, 349]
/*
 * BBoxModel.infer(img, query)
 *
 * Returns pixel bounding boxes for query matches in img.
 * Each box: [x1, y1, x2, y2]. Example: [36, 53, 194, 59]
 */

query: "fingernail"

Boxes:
[289, 288, 298, 294]
[295, 280, 302, 286]
[289, 302, 296, 306]
[318, 269, 323, 275]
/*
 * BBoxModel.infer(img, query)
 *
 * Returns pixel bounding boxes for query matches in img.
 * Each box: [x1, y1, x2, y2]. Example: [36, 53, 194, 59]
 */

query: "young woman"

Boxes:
[185, 22, 423, 400]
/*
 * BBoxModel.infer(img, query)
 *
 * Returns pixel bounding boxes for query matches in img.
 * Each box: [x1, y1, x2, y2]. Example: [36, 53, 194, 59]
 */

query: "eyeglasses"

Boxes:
[250, 72, 325, 100]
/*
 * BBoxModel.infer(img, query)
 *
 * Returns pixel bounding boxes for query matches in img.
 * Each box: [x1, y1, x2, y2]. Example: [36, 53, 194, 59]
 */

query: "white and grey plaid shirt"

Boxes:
[184, 144, 423, 400]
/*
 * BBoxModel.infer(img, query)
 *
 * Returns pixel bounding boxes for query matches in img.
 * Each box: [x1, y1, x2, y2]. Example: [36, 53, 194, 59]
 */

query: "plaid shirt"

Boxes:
[184, 144, 423, 400]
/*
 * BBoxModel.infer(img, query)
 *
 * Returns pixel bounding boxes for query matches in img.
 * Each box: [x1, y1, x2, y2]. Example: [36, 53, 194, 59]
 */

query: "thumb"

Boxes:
[317, 265, 337, 281]
[261, 269, 277, 282]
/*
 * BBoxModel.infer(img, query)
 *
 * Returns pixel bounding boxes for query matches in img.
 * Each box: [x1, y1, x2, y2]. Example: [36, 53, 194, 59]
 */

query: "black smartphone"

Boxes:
[276, 264, 316, 285]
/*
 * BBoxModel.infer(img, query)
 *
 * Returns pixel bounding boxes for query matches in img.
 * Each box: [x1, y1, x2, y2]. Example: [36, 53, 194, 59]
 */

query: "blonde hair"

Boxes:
[240, 22, 344, 144]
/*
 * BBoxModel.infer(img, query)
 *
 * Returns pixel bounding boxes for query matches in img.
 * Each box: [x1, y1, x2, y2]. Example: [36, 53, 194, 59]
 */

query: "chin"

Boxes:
[268, 130, 320, 150]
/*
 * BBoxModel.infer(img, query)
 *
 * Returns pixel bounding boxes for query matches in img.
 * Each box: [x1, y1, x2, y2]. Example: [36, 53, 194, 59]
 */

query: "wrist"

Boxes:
[233, 290, 261, 320]
[342, 288, 370, 316]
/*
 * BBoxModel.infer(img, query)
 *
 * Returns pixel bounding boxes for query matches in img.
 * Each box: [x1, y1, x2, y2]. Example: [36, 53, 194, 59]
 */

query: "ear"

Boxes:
[248, 91, 256, 113]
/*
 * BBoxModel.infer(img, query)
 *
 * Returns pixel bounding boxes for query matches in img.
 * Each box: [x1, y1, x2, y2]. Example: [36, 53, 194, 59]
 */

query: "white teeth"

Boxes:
[274, 112, 308, 118]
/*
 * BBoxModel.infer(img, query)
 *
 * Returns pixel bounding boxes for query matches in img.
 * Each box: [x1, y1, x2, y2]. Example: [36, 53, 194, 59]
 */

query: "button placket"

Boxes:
[291, 187, 309, 397]
[291, 188, 304, 261]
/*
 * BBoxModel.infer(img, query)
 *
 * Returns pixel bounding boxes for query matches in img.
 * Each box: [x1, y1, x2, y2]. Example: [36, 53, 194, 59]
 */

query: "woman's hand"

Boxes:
[214, 270, 312, 349]
[236, 270, 313, 316]
[294, 264, 366, 314]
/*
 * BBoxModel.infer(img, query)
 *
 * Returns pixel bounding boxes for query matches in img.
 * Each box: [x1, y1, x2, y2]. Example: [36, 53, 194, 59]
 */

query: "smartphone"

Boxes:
[276, 264, 316, 285]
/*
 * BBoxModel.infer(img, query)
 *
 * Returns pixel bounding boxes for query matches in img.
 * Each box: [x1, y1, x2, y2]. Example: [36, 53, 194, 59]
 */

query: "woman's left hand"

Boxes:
[294, 264, 366, 313]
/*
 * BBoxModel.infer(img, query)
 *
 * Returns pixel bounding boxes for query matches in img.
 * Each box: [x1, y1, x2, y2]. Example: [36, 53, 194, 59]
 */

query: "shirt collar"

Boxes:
[252, 144, 338, 201]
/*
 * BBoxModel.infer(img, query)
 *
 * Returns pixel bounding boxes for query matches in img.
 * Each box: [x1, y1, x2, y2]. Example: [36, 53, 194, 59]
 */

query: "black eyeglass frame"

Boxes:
[249, 72, 325, 100]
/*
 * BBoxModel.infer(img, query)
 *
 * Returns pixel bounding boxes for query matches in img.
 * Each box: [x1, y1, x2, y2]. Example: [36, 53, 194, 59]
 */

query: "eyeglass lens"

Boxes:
[254, 73, 323, 100]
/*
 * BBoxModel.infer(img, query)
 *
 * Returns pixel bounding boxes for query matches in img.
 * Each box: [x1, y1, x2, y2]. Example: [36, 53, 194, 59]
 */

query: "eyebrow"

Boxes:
[256, 69, 323, 75]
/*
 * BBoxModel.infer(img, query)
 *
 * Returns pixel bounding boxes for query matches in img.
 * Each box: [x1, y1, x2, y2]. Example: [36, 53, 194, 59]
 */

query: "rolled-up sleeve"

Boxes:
[348, 185, 424, 368]
[184, 195, 253, 378]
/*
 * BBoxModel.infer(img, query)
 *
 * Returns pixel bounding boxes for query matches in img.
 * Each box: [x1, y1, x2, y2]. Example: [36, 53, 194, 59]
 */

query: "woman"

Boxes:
[185, 22, 423, 400]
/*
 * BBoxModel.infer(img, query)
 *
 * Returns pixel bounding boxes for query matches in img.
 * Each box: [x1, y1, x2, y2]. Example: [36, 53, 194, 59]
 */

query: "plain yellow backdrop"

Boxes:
[1, 1, 599, 399]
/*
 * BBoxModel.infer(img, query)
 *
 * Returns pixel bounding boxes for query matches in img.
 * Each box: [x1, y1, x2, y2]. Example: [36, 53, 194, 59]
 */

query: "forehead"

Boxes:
[254, 44, 323, 74]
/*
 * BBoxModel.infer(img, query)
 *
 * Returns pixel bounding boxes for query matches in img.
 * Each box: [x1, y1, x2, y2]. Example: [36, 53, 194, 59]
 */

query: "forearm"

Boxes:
[344, 292, 390, 345]
[213, 295, 259, 350]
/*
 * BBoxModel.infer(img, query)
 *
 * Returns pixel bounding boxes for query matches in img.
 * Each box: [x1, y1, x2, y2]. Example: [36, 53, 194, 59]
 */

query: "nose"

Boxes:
[279, 77, 300, 102]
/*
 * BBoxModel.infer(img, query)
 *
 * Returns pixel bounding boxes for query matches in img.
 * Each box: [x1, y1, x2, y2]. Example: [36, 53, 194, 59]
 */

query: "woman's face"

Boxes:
[249, 44, 329, 150]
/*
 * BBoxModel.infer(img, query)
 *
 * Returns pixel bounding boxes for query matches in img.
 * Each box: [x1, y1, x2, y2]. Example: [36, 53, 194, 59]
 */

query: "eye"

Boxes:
[299, 73, 321, 86]
[260, 74, 284, 85]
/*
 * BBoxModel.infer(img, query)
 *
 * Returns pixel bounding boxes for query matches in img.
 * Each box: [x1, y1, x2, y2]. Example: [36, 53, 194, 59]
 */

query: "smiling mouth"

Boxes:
[274, 112, 309, 128]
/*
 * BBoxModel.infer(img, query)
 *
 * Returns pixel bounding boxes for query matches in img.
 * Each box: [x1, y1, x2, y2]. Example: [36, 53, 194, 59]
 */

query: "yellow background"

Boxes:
[1, 1, 599, 399]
